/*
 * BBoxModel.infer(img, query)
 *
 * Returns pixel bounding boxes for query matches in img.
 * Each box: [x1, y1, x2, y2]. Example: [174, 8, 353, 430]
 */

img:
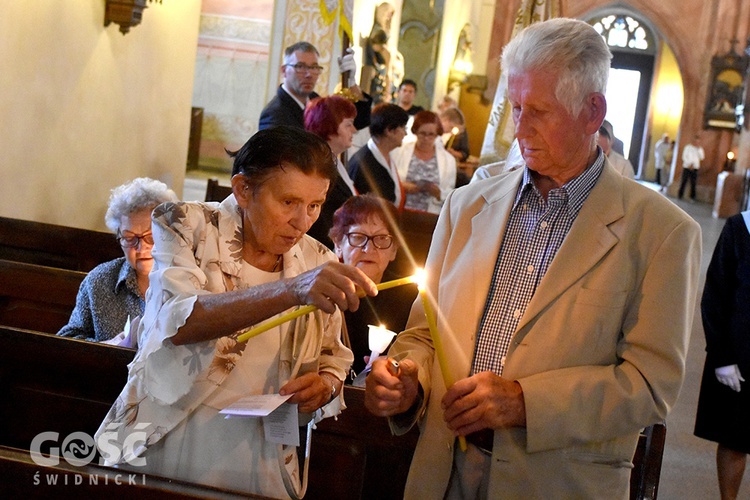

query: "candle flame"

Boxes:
[413, 268, 427, 290]
[451, 127, 459, 135]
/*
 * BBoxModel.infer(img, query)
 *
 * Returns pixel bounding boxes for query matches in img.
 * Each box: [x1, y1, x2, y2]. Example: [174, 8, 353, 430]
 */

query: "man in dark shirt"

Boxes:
[396, 79, 424, 116]
[259, 41, 372, 131]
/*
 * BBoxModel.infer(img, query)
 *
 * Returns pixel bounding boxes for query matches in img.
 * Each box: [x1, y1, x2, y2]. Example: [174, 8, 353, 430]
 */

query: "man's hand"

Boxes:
[365, 358, 419, 416]
[338, 48, 357, 87]
[715, 364, 744, 392]
[441, 371, 526, 437]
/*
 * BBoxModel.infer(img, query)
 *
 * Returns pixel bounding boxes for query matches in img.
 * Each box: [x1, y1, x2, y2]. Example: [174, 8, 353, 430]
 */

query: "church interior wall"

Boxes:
[0, 1, 201, 232]
[3, 0, 750, 231]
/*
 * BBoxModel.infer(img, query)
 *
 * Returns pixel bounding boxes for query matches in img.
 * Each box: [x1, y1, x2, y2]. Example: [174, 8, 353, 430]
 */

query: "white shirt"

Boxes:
[367, 137, 402, 207]
[682, 143, 705, 169]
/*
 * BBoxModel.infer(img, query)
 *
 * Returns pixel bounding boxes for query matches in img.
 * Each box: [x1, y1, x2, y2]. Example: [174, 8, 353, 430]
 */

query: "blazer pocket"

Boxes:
[576, 287, 628, 309]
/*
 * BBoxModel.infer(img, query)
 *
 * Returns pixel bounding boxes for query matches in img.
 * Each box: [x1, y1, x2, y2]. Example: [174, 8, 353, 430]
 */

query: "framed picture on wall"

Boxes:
[703, 43, 749, 130]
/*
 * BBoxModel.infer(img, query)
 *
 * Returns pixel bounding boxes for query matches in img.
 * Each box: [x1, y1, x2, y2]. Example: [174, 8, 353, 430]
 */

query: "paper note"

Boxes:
[263, 403, 300, 446]
[219, 393, 293, 417]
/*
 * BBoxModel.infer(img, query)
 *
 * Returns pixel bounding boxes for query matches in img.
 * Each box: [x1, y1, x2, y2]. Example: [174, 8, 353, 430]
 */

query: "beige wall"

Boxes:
[0, 1, 201, 231]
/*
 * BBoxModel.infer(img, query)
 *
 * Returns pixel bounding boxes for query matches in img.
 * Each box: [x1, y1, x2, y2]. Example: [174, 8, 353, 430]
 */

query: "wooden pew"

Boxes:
[0, 445, 257, 499]
[0, 327, 415, 498]
[205, 178, 232, 202]
[389, 209, 439, 277]
[0, 259, 85, 333]
[0, 326, 666, 499]
[0, 216, 121, 272]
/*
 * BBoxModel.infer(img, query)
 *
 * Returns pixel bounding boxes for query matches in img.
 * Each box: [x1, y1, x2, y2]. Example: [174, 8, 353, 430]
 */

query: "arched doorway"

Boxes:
[588, 12, 658, 176]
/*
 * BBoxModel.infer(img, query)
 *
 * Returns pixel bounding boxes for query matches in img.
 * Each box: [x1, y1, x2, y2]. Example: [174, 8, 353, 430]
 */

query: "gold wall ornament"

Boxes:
[104, 0, 162, 35]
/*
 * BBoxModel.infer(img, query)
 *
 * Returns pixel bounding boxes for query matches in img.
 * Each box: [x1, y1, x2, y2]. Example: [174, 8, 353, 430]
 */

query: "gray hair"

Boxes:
[501, 18, 611, 118]
[104, 177, 178, 233]
[283, 41, 319, 64]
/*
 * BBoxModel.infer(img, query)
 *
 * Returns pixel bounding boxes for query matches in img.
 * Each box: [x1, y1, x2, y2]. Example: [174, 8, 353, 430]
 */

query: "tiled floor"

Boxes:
[182, 171, 749, 498]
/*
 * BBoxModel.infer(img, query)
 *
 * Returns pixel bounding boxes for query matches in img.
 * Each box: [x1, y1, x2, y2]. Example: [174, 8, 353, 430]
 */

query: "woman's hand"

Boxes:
[280, 372, 340, 413]
[416, 180, 441, 199]
[288, 261, 377, 314]
[401, 180, 420, 194]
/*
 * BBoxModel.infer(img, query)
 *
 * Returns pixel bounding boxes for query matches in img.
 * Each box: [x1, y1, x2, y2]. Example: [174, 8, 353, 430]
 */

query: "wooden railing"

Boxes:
[0, 216, 121, 272]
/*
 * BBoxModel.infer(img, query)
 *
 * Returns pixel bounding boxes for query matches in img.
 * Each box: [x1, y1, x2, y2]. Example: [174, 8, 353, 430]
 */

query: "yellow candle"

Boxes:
[445, 126, 459, 149]
[415, 269, 467, 452]
[236, 274, 417, 343]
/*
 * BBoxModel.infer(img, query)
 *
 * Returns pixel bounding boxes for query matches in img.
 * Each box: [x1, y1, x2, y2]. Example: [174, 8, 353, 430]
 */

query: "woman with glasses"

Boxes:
[392, 110, 456, 214]
[305, 95, 358, 248]
[57, 177, 177, 342]
[329, 194, 418, 379]
[96, 127, 376, 499]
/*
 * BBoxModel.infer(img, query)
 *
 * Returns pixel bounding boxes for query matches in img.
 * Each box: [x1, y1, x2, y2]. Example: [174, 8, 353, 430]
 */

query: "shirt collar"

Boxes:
[281, 83, 307, 109]
[116, 257, 141, 297]
[513, 148, 605, 219]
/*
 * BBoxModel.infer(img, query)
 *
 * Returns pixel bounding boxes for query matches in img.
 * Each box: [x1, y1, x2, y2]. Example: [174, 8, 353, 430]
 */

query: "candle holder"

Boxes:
[367, 324, 397, 368]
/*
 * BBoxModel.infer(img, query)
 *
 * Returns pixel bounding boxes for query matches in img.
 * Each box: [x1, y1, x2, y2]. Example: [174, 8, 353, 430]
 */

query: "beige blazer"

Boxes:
[389, 164, 702, 499]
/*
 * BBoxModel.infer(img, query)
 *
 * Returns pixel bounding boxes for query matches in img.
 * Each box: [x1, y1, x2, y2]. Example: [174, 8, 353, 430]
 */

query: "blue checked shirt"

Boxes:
[472, 151, 605, 376]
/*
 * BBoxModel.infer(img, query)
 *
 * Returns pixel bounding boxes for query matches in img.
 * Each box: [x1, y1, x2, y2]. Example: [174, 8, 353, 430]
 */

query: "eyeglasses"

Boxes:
[117, 231, 154, 249]
[285, 63, 324, 75]
[345, 232, 394, 249]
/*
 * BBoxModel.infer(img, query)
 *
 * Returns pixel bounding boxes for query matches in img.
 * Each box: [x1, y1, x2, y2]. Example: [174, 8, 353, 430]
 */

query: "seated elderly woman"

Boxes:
[304, 95, 358, 248]
[96, 126, 376, 499]
[392, 110, 456, 214]
[329, 194, 418, 379]
[57, 177, 177, 342]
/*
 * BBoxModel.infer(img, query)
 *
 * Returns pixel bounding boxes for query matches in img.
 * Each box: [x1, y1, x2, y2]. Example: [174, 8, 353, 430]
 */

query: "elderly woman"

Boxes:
[392, 110, 456, 214]
[57, 177, 177, 342]
[304, 95, 358, 248]
[348, 103, 409, 207]
[96, 127, 376, 499]
[329, 194, 417, 379]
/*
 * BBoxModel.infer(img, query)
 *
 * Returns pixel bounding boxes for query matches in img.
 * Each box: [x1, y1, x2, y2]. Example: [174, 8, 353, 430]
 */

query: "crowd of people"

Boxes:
[49, 17, 746, 500]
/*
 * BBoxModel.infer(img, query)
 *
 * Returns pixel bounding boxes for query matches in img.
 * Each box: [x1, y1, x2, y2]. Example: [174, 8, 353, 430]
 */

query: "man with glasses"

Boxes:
[259, 41, 372, 131]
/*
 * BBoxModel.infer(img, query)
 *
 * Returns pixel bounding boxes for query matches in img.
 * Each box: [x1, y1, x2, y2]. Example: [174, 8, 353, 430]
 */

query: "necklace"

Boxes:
[272, 254, 282, 272]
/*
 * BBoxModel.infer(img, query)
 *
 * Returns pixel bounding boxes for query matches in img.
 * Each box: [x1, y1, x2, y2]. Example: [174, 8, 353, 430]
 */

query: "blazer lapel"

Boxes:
[515, 165, 625, 335]
[463, 173, 522, 343]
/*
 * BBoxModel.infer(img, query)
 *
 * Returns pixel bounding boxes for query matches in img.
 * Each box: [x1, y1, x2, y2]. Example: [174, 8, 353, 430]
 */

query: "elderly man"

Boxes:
[365, 18, 701, 499]
[259, 41, 371, 131]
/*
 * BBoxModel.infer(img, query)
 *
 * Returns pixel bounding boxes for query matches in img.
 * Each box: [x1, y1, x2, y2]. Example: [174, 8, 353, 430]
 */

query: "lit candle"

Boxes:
[445, 126, 459, 149]
[366, 323, 397, 369]
[236, 274, 417, 343]
[414, 268, 467, 452]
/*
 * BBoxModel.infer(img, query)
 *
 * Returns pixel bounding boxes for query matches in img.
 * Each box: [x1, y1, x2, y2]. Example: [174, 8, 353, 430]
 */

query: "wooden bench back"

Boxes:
[205, 178, 233, 202]
[0, 259, 85, 333]
[0, 216, 121, 272]
[0, 326, 665, 499]
[0, 327, 415, 498]
[389, 209, 439, 277]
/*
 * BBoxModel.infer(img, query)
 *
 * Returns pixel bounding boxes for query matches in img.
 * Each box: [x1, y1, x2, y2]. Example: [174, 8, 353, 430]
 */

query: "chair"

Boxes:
[205, 178, 233, 202]
[630, 422, 667, 499]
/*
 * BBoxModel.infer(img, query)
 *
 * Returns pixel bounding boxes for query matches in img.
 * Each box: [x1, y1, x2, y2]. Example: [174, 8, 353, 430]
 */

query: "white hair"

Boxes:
[501, 18, 612, 118]
[104, 177, 178, 233]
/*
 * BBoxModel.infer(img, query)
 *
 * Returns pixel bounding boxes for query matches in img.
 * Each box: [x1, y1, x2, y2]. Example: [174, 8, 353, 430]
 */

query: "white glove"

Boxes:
[338, 48, 357, 87]
[715, 364, 745, 392]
